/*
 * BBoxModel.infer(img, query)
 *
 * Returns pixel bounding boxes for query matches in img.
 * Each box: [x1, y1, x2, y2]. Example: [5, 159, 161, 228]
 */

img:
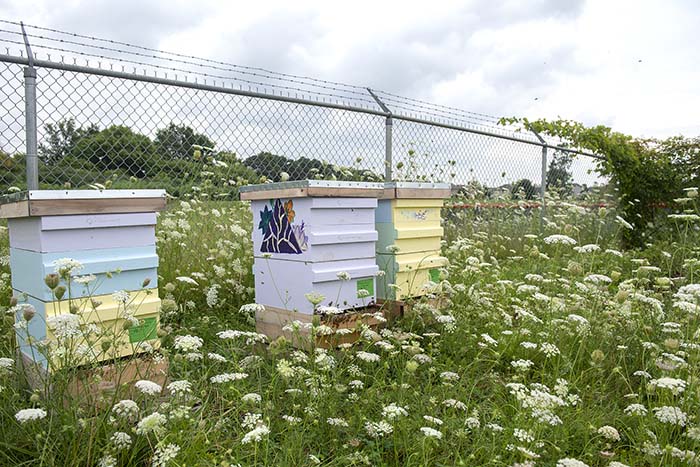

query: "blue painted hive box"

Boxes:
[240, 180, 383, 315]
[0, 190, 167, 370]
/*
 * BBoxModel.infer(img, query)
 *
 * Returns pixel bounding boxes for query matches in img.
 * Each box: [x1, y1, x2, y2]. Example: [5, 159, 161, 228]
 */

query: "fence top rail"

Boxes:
[0, 52, 604, 161]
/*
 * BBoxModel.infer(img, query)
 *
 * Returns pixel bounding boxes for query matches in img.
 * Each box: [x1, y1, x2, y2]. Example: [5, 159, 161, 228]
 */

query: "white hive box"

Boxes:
[240, 180, 383, 315]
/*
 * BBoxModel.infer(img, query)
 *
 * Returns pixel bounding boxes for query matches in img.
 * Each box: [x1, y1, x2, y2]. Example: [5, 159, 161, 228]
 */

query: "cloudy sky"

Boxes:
[2, 0, 698, 140]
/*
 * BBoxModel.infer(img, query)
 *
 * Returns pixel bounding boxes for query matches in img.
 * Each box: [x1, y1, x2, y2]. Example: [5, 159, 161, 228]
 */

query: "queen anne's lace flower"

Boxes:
[420, 426, 442, 439]
[356, 351, 380, 363]
[110, 432, 132, 450]
[327, 417, 349, 427]
[242, 393, 262, 404]
[556, 459, 589, 467]
[653, 406, 687, 426]
[136, 412, 167, 435]
[648, 377, 687, 395]
[15, 408, 47, 424]
[53, 258, 84, 276]
[173, 335, 203, 352]
[382, 403, 408, 420]
[0, 357, 13, 370]
[241, 425, 270, 444]
[111, 290, 130, 304]
[365, 420, 393, 438]
[210, 372, 248, 384]
[166, 380, 192, 396]
[112, 399, 139, 420]
[624, 403, 648, 416]
[47, 314, 81, 339]
[543, 235, 577, 246]
[134, 380, 162, 396]
[597, 425, 621, 441]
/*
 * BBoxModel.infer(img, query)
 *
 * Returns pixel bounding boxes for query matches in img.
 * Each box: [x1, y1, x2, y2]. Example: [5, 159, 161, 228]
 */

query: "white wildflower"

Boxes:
[382, 403, 408, 420]
[356, 351, 380, 363]
[15, 408, 47, 424]
[175, 276, 198, 286]
[597, 425, 621, 441]
[166, 380, 192, 396]
[210, 372, 248, 384]
[152, 443, 180, 467]
[242, 393, 262, 404]
[134, 380, 162, 396]
[543, 235, 577, 246]
[241, 425, 270, 444]
[136, 412, 167, 435]
[623, 403, 648, 416]
[110, 431, 132, 450]
[173, 334, 203, 352]
[653, 406, 687, 426]
[419, 427, 442, 439]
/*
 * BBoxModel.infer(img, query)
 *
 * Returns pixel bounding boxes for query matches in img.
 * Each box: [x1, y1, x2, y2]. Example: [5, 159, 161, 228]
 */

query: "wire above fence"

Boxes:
[0, 19, 607, 205]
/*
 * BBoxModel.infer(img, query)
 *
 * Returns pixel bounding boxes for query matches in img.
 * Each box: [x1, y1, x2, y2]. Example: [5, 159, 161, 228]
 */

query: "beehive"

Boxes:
[0, 190, 166, 370]
[375, 182, 451, 301]
[240, 180, 383, 315]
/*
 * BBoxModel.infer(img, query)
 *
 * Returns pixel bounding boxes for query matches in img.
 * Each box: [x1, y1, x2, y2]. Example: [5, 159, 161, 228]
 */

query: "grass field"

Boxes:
[0, 192, 699, 466]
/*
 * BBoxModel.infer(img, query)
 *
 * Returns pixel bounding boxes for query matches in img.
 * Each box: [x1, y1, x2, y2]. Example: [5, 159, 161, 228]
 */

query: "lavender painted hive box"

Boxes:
[0, 189, 167, 370]
[240, 180, 383, 315]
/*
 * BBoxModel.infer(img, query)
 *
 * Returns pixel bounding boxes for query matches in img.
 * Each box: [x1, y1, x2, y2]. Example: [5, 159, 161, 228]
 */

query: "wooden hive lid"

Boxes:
[0, 189, 168, 219]
[239, 180, 384, 201]
[379, 182, 453, 200]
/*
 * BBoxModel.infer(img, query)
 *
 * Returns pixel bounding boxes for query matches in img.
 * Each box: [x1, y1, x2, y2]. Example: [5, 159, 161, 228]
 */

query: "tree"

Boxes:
[70, 125, 160, 177]
[500, 117, 693, 246]
[154, 124, 215, 160]
[244, 152, 292, 180]
[39, 118, 99, 164]
[511, 178, 537, 200]
[546, 151, 574, 195]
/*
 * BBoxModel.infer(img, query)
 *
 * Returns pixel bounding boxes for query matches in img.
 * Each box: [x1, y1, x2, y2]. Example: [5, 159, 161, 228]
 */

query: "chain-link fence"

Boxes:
[0, 20, 606, 203]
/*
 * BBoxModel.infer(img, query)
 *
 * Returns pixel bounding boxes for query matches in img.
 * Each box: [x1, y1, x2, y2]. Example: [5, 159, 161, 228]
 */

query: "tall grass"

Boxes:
[0, 191, 698, 466]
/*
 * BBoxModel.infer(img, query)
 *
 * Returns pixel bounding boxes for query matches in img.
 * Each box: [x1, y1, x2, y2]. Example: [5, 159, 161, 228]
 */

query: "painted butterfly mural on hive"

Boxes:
[258, 199, 308, 254]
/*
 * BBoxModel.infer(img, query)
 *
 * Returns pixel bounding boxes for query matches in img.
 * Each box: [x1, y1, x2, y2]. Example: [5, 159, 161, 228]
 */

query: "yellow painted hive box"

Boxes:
[375, 183, 451, 301]
[15, 290, 161, 370]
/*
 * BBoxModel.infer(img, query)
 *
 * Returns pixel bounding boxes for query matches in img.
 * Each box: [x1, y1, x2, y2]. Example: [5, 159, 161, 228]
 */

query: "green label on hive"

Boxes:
[129, 317, 158, 343]
[429, 268, 441, 283]
[357, 278, 374, 298]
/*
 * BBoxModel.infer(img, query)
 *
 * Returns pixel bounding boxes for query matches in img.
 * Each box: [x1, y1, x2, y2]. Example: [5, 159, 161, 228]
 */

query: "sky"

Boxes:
[2, 0, 698, 139]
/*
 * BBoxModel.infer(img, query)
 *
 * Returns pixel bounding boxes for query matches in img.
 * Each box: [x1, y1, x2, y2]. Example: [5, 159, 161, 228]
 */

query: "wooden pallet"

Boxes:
[18, 351, 169, 407]
[377, 296, 447, 318]
[256, 302, 402, 349]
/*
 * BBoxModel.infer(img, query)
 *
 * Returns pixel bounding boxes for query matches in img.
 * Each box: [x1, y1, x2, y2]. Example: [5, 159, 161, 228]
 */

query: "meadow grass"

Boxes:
[0, 193, 699, 466]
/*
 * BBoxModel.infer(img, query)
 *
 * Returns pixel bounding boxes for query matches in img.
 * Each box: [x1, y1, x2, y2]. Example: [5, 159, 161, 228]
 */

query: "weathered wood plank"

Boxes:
[27, 189, 166, 200]
[394, 188, 452, 199]
[241, 186, 383, 200]
[306, 186, 383, 198]
[27, 197, 167, 216]
[0, 200, 30, 219]
[240, 188, 308, 201]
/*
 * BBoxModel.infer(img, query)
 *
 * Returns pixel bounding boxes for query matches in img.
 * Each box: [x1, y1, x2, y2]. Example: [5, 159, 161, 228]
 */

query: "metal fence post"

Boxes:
[21, 22, 39, 190]
[384, 116, 393, 181]
[529, 128, 548, 227]
[540, 145, 547, 224]
[366, 88, 393, 182]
